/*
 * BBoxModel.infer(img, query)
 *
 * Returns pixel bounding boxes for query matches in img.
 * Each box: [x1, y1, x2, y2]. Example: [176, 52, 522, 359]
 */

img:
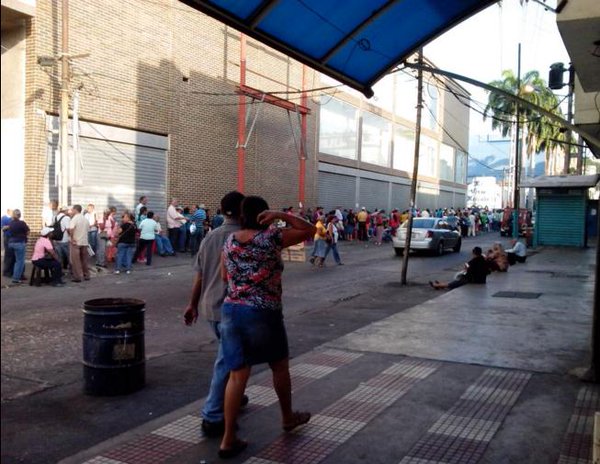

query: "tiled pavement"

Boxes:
[72, 346, 598, 464]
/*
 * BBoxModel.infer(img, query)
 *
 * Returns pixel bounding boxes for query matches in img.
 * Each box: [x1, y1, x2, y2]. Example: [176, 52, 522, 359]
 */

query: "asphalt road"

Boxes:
[1, 235, 505, 464]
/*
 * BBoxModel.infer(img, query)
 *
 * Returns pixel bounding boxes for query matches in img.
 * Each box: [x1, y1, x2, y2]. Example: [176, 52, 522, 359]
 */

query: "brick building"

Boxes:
[1, 0, 469, 236]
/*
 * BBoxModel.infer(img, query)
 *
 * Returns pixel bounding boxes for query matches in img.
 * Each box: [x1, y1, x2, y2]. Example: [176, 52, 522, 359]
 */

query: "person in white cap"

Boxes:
[31, 227, 64, 286]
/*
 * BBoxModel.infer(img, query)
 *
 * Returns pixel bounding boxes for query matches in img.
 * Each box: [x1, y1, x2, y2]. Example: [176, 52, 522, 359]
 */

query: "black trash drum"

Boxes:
[82, 298, 145, 395]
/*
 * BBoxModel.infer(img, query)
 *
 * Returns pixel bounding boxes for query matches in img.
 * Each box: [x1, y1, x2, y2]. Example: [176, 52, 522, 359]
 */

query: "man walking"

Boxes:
[183, 191, 247, 437]
[68, 204, 90, 282]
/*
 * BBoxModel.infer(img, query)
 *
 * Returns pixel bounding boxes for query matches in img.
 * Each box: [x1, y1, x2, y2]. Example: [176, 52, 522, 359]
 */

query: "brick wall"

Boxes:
[23, 0, 319, 223]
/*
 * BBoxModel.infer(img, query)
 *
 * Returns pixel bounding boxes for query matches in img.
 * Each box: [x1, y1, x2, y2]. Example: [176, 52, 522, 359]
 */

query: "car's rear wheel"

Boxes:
[453, 238, 462, 253]
[436, 241, 444, 256]
[394, 247, 404, 257]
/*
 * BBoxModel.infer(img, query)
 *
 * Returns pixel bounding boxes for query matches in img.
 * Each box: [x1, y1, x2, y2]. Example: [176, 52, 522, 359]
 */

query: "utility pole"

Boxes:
[513, 43, 522, 239]
[563, 64, 575, 175]
[401, 49, 423, 286]
[59, 0, 70, 207]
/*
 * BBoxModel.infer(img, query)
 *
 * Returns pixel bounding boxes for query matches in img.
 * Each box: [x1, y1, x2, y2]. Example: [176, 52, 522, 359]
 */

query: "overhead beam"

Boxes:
[236, 84, 311, 114]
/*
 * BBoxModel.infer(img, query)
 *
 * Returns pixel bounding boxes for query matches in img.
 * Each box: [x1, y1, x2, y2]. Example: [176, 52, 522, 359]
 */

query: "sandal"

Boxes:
[218, 439, 248, 459]
[283, 411, 311, 432]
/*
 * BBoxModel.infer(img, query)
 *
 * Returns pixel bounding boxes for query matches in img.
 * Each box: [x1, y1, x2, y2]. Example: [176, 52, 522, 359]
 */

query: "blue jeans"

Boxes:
[116, 243, 135, 271]
[155, 235, 174, 255]
[8, 241, 26, 281]
[88, 230, 98, 253]
[324, 242, 342, 264]
[220, 302, 288, 370]
[201, 321, 228, 423]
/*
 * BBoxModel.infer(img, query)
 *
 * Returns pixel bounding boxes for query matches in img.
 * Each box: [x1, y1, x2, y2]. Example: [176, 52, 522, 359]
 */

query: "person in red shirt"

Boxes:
[32, 227, 64, 286]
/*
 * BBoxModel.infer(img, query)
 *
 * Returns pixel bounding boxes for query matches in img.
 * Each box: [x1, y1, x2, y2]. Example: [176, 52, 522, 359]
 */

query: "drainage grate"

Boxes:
[493, 291, 541, 299]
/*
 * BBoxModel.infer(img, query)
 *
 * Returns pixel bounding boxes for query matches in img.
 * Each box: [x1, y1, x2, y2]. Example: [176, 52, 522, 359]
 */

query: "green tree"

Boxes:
[484, 69, 568, 171]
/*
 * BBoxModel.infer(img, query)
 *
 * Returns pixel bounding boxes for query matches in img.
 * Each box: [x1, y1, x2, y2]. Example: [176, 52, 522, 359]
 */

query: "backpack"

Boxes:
[52, 214, 66, 241]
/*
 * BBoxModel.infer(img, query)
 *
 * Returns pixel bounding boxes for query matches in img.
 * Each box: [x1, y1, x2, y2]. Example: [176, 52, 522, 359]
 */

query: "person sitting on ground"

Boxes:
[31, 227, 64, 287]
[153, 215, 175, 256]
[430, 246, 489, 290]
[506, 238, 527, 265]
[486, 242, 509, 272]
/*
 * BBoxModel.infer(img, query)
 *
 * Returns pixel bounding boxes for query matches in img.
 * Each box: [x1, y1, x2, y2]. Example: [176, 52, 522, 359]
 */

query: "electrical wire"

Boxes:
[422, 101, 503, 174]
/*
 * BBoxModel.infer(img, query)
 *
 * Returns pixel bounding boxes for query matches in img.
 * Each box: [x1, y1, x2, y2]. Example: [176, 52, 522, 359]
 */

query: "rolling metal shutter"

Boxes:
[438, 190, 454, 210]
[454, 193, 466, 209]
[391, 183, 410, 211]
[46, 131, 167, 221]
[318, 171, 356, 210]
[537, 193, 586, 247]
[359, 178, 388, 211]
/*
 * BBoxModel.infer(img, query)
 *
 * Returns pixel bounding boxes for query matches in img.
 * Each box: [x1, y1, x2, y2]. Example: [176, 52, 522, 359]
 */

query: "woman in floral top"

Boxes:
[218, 196, 315, 459]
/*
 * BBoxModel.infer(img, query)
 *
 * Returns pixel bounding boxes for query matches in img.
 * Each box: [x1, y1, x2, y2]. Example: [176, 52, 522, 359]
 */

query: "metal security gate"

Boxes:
[391, 183, 410, 211]
[536, 192, 586, 247]
[318, 171, 356, 210]
[46, 119, 168, 220]
[359, 178, 388, 211]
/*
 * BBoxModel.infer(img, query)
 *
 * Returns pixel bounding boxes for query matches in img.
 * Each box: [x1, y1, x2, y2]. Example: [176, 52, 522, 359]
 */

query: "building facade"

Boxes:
[316, 69, 469, 212]
[1, 0, 469, 236]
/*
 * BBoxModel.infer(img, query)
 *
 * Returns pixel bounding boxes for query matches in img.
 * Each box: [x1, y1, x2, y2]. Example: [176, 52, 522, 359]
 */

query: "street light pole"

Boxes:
[563, 64, 575, 175]
[59, 0, 70, 207]
[512, 43, 522, 239]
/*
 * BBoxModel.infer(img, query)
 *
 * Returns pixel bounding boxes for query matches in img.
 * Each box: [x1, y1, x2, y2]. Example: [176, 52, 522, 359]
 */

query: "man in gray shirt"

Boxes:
[184, 191, 246, 437]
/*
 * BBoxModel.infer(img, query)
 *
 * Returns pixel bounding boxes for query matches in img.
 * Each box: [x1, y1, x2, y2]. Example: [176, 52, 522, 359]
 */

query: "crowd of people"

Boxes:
[1, 196, 226, 285]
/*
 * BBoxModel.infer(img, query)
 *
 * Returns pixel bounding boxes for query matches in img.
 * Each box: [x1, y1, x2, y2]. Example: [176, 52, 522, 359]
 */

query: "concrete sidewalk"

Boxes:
[60, 245, 599, 464]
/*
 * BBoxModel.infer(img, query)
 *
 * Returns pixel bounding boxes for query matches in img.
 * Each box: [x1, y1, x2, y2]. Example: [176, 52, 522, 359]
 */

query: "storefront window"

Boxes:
[393, 126, 414, 172]
[319, 97, 358, 159]
[439, 143, 455, 181]
[361, 112, 391, 167]
[418, 135, 437, 177]
[455, 151, 467, 184]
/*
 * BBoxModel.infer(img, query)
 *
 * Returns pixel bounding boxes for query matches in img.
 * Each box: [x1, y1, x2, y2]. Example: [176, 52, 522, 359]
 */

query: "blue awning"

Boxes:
[180, 0, 498, 97]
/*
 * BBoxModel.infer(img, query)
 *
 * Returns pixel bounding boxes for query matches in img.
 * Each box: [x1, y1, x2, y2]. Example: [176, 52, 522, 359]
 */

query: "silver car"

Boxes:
[392, 217, 462, 256]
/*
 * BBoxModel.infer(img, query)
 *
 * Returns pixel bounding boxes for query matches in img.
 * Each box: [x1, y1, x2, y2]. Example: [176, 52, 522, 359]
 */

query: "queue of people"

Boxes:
[1, 195, 220, 285]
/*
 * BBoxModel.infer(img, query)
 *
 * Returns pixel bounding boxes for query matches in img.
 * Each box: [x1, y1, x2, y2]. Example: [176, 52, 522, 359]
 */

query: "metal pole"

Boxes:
[513, 43, 521, 239]
[237, 34, 246, 193]
[563, 64, 575, 175]
[401, 49, 423, 286]
[59, 0, 70, 206]
[299, 65, 307, 206]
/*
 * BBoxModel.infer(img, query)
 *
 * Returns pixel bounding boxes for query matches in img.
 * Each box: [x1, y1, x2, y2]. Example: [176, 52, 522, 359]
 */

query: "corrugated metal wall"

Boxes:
[318, 172, 356, 210]
[537, 192, 586, 247]
[391, 183, 410, 210]
[47, 135, 167, 220]
[359, 178, 388, 210]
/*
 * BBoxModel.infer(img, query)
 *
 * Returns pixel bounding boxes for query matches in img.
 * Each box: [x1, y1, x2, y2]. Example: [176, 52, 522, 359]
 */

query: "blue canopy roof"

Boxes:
[181, 0, 498, 97]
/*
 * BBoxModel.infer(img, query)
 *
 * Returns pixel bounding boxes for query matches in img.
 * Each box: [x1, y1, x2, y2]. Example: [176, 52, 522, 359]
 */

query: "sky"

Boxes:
[423, 0, 571, 135]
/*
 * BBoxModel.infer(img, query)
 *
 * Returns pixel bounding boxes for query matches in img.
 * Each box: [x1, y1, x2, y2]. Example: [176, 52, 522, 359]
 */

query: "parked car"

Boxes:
[392, 217, 462, 256]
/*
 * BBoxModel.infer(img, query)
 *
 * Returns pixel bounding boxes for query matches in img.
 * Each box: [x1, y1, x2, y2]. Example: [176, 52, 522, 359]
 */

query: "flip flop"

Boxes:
[218, 439, 248, 459]
[283, 411, 311, 432]
[429, 281, 436, 289]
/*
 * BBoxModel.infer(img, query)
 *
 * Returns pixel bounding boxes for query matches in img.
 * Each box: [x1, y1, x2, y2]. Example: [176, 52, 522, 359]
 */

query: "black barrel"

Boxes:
[82, 298, 145, 396]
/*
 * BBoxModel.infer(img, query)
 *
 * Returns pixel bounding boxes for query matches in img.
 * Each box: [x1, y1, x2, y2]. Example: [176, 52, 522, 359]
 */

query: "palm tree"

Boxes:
[484, 69, 568, 175]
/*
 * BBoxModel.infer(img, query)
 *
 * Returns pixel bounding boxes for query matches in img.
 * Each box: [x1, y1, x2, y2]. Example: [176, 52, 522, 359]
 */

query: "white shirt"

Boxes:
[421, 210, 430, 218]
[55, 213, 71, 243]
[85, 211, 98, 230]
[167, 205, 183, 229]
[42, 206, 55, 227]
[507, 241, 527, 257]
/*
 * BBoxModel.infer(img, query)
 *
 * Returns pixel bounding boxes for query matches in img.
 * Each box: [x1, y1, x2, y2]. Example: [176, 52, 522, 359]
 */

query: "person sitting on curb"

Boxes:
[506, 238, 527, 265]
[486, 242, 509, 272]
[31, 227, 65, 287]
[430, 246, 489, 290]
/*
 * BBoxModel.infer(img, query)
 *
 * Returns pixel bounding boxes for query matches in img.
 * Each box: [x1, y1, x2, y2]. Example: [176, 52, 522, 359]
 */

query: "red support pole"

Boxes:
[237, 34, 246, 193]
[299, 65, 307, 206]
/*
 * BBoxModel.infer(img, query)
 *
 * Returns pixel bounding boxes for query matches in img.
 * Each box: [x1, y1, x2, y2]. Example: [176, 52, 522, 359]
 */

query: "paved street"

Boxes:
[1, 235, 598, 464]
